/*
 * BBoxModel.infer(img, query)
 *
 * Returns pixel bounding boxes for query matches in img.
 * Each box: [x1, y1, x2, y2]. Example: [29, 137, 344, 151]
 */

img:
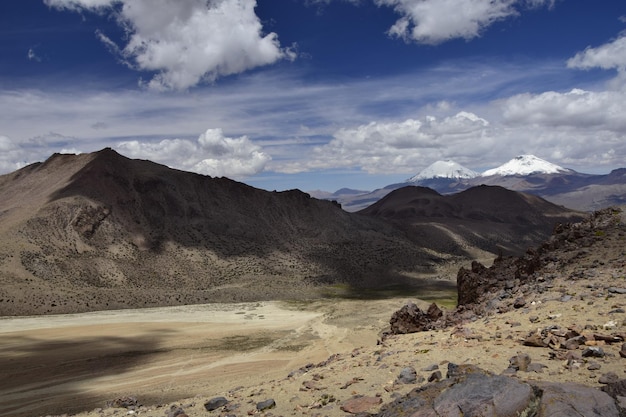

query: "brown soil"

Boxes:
[1, 212, 624, 417]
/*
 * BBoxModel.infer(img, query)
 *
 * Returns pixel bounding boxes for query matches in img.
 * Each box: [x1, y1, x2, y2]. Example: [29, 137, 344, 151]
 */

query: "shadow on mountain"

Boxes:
[358, 185, 586, 255]
[0, 149, 457, 314]
[0, 329, 175, 417]
[0, 149, 585, 314]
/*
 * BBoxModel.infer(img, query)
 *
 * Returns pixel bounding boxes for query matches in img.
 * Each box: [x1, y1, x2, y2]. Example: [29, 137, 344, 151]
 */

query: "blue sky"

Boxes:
[1, 0, 625, 192]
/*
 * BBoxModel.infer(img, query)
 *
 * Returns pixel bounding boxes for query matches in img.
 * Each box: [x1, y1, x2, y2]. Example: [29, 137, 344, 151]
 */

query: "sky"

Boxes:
[1, 0, 625, 192]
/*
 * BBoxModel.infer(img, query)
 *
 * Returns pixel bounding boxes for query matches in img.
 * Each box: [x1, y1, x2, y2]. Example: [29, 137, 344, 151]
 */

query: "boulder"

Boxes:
[397, 367, 418, 384]
[389, 302, 444, 334]
[340, 396, 382, 414]
[377, 365, 535, 417]
[535, 381, 620, 417]
[256, 399, 276, 411]
[376, 364, 622, 417]
[204, 397, 229, 411]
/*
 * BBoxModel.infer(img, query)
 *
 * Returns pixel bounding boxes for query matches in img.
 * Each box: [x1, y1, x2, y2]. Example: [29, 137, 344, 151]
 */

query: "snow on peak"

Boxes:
[407, 160, 479, 182]
[482, 155, 567, 176]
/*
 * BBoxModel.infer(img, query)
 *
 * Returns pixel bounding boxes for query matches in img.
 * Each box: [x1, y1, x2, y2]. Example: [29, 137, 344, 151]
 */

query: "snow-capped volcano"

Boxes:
[407, 160, 479, 182]
[482, 155, 569, 177]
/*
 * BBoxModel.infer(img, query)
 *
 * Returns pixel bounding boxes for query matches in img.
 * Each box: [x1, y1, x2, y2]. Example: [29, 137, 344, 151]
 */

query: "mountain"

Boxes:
[330, 155, 626, 212]
[482, 155, 570, 176]
[0, 149, 587, 316]
[308, 187, 369, 200]
[358, 185, 585, 255]
[2, 148, 458, 315]
[407, 160, 479, 182]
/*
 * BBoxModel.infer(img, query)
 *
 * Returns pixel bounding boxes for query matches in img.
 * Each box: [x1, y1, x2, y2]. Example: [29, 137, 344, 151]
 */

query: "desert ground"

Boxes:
[3, 266, 625, 417]
[1, 209, 625, 417]
[0, 289, 457, 417]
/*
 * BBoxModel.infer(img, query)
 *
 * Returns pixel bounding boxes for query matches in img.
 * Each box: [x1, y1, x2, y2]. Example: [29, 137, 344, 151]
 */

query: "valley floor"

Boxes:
[0, 296, 452, 417]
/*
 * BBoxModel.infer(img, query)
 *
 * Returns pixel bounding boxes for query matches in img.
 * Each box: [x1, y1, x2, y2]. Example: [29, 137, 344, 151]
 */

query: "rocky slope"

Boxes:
[62, 207, 625, 417]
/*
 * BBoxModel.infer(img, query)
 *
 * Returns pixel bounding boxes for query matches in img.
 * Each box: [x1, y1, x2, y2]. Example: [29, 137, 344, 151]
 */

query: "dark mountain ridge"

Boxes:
[0, 149, 447, 315]
[0, 149, 584, 315]
[359, 185, 585, 255]
[328, 167, 626, 213]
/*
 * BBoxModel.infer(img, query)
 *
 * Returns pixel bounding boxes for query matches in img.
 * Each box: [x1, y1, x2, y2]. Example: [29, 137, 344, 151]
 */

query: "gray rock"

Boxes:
[377, 369, 535, 417]
[564, 335, 587, 350]
[599, 372, 620, 384]
[509, 353, 531, 372]
[397, 367, 418, 384]
[256, 399, 276, 411]
[389, 302, 444, 334]
[621, 343, 626, 358]
[428, 370, 442, 382]
[340, 396, 382, 414]
[527, 362, 547, 373]
[433, 373, 534, 417]
[166, 405, 187, 417]
[513, 297, 526, 308]
[535, 381, 620, 417]
[601, 379, 626, 399]
[608, 287, 626, 294]
[108, 396, 138, 409]
[204, 397, 229, 411]
[587, 362, 602, 371]
[422, 363, 439, 372]
[582, 347, 606, 358]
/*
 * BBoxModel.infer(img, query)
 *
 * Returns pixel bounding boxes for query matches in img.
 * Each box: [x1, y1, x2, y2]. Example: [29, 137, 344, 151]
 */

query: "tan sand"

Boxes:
[0, 298, 413, 417]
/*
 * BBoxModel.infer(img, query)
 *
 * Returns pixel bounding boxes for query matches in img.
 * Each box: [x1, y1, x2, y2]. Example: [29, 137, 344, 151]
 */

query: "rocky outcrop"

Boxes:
[388, 302, 445, 334]
[388, 207, 625, 335]
[376, 364, 621, 417]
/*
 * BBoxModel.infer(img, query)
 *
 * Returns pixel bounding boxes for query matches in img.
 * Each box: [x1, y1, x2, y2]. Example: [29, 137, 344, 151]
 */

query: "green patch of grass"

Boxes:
[317, 283, 458, 309]
[212, 335, 275, 351]
[275, 344, 309, 352]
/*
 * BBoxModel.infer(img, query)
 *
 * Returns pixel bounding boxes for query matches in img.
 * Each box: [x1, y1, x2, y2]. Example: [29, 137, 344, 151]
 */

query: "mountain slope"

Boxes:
[407, 160, 479, 182]
[333, 156, 625, 212]
[0, 149, 455, 315]
[358, 185, 585, 255]
[482, 155, 570, 176]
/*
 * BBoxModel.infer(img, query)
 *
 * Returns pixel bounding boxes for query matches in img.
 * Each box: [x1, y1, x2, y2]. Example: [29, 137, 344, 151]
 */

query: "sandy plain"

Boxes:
[2, 221, 625, 417]
[0, 294, 455, 417]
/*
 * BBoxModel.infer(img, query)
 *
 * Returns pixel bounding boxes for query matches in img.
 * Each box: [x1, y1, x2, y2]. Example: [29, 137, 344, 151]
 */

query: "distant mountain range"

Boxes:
[0, 149, 584, 315]
[311, 155, 626, 212]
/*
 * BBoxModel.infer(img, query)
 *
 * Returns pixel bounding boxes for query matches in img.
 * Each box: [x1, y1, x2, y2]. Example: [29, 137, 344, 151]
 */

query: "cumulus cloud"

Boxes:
[567, 33, 626, 72]
[117, 128, 271, 179]
[0, 135, 32, 172]
[279, 112, 494, 174]
[502, 88, 626, 130]
[497, 87, 626, 170]
[44, 0, 294, 90]
[375, 0, 556, 44]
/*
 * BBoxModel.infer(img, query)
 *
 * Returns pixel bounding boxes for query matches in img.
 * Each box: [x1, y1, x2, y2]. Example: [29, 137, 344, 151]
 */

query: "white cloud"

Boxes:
[28, 48, 42, 62]
[0, 135, 33, 172]
[502, 88, 626, 130]
[45, 0, 294, 90]
[567, 33, 626, 72]
[279, 112, 494, 174]
[0, 54, 623, 183]
[116, 128, 271, 179]
[375, 0, 556, 44]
